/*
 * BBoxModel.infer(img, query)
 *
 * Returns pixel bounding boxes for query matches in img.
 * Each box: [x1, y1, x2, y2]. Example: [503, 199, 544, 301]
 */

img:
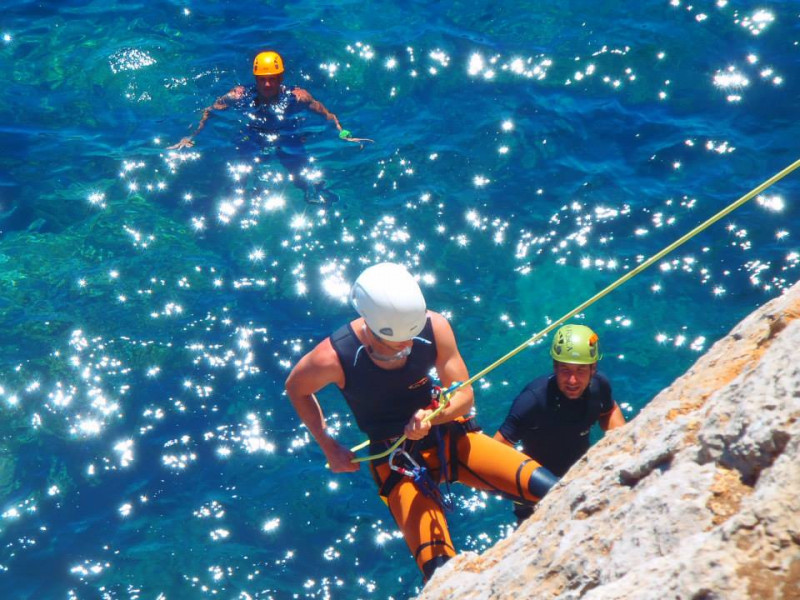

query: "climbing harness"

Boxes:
[388, 445, 455, 512]
[348, 158, 800, 464]
[383, 385, 456, 511]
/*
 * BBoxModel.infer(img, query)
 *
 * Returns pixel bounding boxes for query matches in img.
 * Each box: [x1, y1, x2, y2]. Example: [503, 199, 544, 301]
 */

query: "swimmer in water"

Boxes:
[168, 50, 372, 204]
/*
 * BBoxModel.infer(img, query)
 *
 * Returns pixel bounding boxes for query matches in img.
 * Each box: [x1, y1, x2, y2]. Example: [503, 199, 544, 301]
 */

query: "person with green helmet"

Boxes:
[168, 50, 371, 203]
[494, 323, 626, 522]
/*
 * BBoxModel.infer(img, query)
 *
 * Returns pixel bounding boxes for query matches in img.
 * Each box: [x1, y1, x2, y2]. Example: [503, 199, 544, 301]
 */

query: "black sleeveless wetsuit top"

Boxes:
[330, 318, 437, 441]
[498, 373, 614, 476]
[233, 86, 303, 142]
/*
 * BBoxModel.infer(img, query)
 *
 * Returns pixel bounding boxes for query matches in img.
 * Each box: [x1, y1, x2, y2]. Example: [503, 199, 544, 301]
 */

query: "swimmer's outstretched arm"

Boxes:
[292, 87, 374, 144]
[291, 87, 341, 129]
[167, 86, 246, 150]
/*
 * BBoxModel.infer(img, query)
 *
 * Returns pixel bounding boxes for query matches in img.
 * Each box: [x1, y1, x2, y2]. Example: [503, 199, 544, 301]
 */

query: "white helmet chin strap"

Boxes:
[352, 325, 432, 366]
[367, 344, 412, 363]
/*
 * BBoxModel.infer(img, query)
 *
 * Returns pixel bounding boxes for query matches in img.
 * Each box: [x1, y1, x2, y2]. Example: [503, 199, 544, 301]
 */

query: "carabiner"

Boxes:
[389, 447, 421, 478]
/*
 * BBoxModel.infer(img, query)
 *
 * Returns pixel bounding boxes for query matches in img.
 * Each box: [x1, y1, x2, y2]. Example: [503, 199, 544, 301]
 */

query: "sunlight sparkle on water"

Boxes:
[321, 272, 350, 302]
[346, 41, 375, 61]
[429, 49, 450, 67]
[320, 62, 339, 77]
[290, 214, 311, 230]
[87, 192, 107, 209]
[713, 68, 749, 89]
[690, 337, 707, 351]
[262, 518, 281, 532]
[706, 140, 735, 154]
[109, 48, 155, 73]
[468, 53, 485, 76]
[465, 210, 483, 228]
[2, 507, 20, 520]
[76, 418, 103, 436]
[70, 561, 109, 579]
[737, 9, 774, 36]
[249, 248, 266, 262]
[194, 501, 226, 520]
[756, 195, 784, 212]
[263, 194, 286, 211]
[113, 439, 134, 467]
[504, 55, 551, 79]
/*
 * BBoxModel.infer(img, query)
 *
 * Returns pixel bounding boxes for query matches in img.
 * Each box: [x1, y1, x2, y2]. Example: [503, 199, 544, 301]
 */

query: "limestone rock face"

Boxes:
[419, 281, 800, 600]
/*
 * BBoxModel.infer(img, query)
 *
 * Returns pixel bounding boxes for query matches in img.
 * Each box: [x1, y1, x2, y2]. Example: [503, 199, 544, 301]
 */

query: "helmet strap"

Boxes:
[362, 325, 412, 362]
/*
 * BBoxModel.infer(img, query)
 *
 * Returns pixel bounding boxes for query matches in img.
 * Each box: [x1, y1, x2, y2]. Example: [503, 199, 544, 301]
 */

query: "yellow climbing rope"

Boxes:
[349, 157, 800, 464]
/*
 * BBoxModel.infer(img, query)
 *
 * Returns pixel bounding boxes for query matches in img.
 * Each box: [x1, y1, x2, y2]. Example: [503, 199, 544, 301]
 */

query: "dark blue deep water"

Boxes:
[1, 1, 799, 598]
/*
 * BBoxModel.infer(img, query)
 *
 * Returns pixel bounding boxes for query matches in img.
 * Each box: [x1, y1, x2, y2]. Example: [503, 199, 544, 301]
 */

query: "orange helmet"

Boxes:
[253, 51, 284, 76]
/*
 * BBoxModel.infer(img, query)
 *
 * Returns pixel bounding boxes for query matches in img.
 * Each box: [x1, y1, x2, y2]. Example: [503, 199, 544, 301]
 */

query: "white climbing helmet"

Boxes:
[350, 262, 427, 342]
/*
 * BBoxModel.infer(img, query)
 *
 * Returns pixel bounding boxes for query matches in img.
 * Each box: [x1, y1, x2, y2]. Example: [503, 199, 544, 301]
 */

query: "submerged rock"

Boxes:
[419, 280, 800, 600]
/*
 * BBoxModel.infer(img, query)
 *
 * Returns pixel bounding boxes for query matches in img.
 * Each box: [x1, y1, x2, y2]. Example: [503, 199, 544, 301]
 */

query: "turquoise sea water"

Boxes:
[1, 1, 799, 598]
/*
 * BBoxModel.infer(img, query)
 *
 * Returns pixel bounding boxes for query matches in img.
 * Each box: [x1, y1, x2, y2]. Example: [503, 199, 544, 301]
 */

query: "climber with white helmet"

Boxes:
[168, 50, 371, 203]
[285, 262, 559, 581]
[494, 323, 626, 522]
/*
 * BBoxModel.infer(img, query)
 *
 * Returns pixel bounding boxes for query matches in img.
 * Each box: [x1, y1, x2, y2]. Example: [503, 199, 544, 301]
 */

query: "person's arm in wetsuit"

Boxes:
[291, 87, 373, 144]
[291, 87, 342, 129]
[284, 337, 360, 473]
[493, 382, 536, 447]
[403, 311, 475, 441]
[168, 86, 247, 150]
[599, 402, 626, 430]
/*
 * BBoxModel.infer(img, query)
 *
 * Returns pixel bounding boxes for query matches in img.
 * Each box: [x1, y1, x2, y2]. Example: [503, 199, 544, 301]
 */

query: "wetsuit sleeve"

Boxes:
[595, 373, 615, 415]
[498, 385, 537, 445]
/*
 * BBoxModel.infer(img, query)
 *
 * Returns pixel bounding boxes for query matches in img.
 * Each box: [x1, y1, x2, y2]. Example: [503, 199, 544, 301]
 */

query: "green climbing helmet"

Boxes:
[550, 324, 601, 364]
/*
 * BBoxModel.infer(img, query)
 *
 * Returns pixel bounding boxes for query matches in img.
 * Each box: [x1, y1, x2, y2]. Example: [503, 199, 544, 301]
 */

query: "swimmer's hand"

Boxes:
[167, 136, 195, 150]
[339, 129, 374, 145]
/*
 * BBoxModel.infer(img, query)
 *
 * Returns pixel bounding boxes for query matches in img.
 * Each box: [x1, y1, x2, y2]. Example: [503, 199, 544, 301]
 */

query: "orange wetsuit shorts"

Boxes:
[369, 419, 555, 578]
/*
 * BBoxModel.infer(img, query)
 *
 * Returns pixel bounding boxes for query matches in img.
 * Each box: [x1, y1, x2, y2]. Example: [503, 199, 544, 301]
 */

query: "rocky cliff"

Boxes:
[419, 281, 800, 600]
